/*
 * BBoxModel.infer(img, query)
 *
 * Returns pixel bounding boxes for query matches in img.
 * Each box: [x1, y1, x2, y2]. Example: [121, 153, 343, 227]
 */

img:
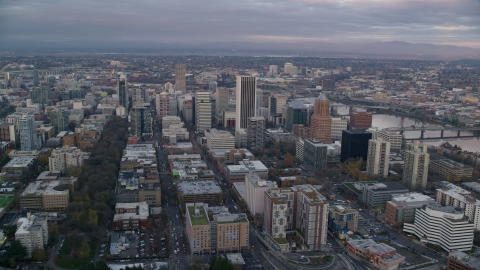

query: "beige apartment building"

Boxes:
[186, 203, 249, 255]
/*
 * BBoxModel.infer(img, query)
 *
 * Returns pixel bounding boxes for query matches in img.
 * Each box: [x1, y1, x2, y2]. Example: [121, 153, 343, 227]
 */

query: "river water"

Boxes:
[334, 105, 480, 152]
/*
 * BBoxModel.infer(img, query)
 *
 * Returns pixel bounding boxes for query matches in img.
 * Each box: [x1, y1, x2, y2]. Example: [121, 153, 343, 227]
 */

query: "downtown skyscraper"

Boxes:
[235, 76, 257, 130]
[195, 91, 211, 135]
[175, 64, 186, 92]
[19, 114, 35, 151]
[310, 93, 332, 143]
[118, 75, 129, 110]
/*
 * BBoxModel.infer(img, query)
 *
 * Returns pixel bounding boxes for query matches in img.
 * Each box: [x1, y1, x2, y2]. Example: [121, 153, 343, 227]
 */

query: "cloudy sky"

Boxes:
[0, 0, 479, 49]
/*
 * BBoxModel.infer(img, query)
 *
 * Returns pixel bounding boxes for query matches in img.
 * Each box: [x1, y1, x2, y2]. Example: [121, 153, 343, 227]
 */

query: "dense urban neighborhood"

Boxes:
[0, 55, 479, 270]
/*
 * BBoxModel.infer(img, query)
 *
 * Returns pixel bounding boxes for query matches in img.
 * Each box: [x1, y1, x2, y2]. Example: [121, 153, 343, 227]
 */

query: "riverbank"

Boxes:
[329, 97, 448, 127]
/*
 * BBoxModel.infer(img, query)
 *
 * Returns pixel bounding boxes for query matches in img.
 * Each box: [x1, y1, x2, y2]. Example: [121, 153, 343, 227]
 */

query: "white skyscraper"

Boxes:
[268, 65, 278, 76]
[235, 76, 257, 130]
[284, 62, 293, 75]
[19, 114, 35, 151]
[195, 91, 211, 135]
[366, 138, 391, 178]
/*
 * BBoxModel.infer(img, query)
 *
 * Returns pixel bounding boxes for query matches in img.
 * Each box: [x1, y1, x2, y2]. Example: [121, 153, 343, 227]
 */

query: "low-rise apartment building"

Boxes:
[328, 205, 359, 234]
[113, 202, 149, 230]
[429, 159, 473, 181]
[347, 239, 405, 270]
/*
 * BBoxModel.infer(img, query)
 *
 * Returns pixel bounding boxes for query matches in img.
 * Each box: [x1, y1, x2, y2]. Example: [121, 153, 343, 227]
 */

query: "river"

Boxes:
[334, 105, 480, 152]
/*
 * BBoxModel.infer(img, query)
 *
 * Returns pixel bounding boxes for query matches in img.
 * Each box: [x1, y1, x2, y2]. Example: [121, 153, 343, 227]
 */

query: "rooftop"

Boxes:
[431, 159, 472, 170]
[437, 181, 480, 205]
[425, 203, 464, 216]
[4, 156, 35, 168]
[178, 181, 222, 195]
[187, 205, 209, 226]
[113, 202, 149, 221]
[449, 250, 480, 269]
[348, 239, 397, 256]
[390, 192, 435, 205]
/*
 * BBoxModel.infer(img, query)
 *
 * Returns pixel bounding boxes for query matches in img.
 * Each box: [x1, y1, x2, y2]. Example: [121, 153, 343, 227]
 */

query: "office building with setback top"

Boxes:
[404, 203, 474, 252]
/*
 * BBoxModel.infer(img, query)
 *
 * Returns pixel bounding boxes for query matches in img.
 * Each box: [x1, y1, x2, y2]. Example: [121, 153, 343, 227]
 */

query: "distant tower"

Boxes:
[255, 89, 263, 112]
[4, 72, 10, 88]
[209, 81, 217, 92]
[33, 69, 39, 86]
[117, 75, 129, 110]
[284, 63, 293, 75]
[310, 94, 332, 143]
[175, 64, 186, 92]
[235, 76, 257, 130]
[19, 114, 35, 151]
[215, 87, 229, 120]
[268, 65, 278, 76]
[195, 91, 211, 135]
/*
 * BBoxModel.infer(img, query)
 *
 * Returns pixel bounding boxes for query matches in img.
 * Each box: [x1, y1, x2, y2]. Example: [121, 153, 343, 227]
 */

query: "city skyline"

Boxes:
[0, 0, 479, 55]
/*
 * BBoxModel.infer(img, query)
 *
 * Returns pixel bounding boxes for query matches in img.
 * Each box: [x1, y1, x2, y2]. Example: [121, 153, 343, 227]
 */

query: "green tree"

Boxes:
[284, 153, 293, 167]
[94, 259, 112, 270]
[48, 222, 60, 243]
[32, 247, 47, 262]
[7, 240, 27, 261]
[3, 225, 16, 239]
[38, 153, 50, 167]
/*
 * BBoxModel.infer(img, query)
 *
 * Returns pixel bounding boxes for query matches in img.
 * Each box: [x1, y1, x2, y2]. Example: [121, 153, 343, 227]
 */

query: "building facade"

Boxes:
[340, 129, 372, 163]
[366, 138, 391, 178]
[385, 192, 435, 226]
[195, 91, 211, 135]
[331, 117, 347, 140]
[15, 215, 48, 258]
[175, 64, 187, 92]
[309, 94, 332, 143]
[303, 139, 327, 171]
[49, 146, 84, 173]
[349, 112, 372, 129]
[402, 142, 429, 192]
[118, 75, 129, 110]
[404, 204, 474, 252]
[328, 205, 359, 233]
[374, 130, 402, 151]
[235, 76, 257, 130]
[156, 92, 170, 119]
[186, 203, 249, 255]
[19, 114, 35, 151]
[246, 117, 265, 151]
[215, 87, 229, 119]
[245, 173, 277, 216]
[205, 129, 235, 150]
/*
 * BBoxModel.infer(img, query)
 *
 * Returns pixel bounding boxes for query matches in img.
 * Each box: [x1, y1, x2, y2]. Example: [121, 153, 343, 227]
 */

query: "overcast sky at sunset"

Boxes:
[0, 0, 479, 49]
